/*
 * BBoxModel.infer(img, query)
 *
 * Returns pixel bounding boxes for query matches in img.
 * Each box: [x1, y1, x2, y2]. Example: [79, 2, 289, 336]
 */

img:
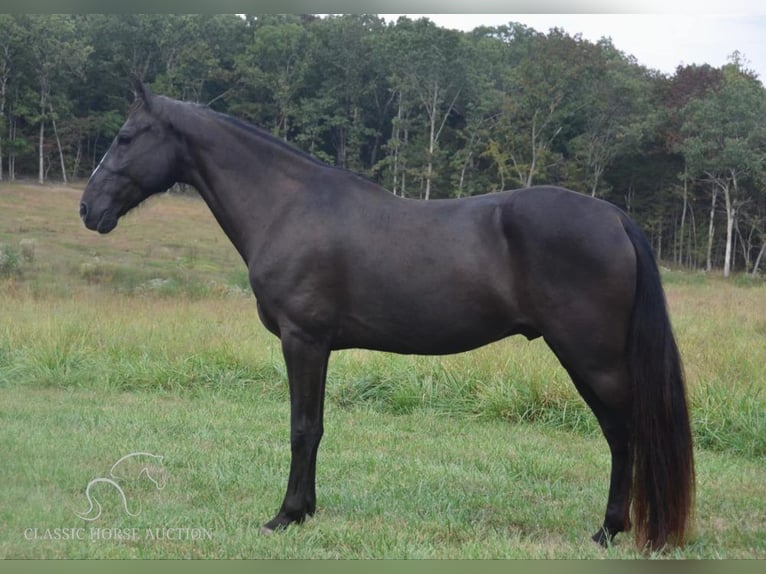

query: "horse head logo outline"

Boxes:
[75, 452, 167, 522]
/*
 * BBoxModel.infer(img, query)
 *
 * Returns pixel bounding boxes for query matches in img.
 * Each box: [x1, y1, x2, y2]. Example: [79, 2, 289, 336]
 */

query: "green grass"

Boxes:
[0, 183, 764, 558]
[1, 387, 764, 559]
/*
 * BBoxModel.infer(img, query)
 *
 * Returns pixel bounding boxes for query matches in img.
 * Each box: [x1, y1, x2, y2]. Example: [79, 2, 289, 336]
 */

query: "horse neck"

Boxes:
[174, 107, 321, 262]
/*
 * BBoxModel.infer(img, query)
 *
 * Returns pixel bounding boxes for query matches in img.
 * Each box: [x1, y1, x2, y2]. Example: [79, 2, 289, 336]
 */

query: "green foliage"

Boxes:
[681, 62, 766, 180]
[1, 15, 765, 272]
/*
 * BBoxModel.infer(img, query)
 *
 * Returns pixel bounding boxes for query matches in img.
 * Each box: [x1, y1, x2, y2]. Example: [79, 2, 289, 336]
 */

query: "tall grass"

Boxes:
[0, 292, 275, 396]
[668, 279, 766, 458]
[329, 344, 598, 434]
[1, 278, 763, 458]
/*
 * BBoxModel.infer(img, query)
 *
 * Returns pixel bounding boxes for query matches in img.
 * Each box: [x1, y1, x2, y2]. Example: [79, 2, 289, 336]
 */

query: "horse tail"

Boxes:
[621, 215, 695, 550]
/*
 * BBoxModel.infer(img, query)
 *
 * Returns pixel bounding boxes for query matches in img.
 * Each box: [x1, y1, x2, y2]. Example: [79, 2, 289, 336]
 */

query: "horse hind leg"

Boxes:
[575, 368, 633, 547]
[545, 336, 633, 547]
[586, 389, 632, 547]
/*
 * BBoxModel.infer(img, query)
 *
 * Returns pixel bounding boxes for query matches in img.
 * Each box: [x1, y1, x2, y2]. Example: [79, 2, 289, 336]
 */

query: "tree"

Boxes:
[568, 40, 653, 198]
[385, 17, 466, 199]
[25, 14, 91, 183]
[234, 15, 309, 138]
[1, 12, 764, 273]
[485, 27, 599, 189]
[654, 64, 725, 268]
[300, 15, 388, 171]
[449, 27, 509, 196]
[680, 56, 766, 277]
[0, 15, 28, 181]
[147, 15, 246, 105]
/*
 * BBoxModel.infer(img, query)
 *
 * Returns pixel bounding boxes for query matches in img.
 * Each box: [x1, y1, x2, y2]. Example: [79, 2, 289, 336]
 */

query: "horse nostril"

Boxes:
[79, 202, 88, 219]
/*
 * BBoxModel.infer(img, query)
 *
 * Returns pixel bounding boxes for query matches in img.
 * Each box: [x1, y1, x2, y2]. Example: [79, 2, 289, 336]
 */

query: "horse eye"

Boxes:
[117, 134, 132, 146]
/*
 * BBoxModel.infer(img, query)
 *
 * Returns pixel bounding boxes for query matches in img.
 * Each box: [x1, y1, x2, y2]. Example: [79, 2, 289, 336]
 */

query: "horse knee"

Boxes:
[290, 424, 324, 452]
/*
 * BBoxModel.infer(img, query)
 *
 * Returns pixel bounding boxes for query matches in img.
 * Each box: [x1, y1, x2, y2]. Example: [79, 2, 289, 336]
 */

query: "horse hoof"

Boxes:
[592, 529, 610, 548]
[259, 525, 275, 536]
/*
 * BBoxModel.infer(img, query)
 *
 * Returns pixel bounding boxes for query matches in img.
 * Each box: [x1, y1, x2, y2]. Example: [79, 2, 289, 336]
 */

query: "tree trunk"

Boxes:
[722, 177, 735, 278]
[624, 182, 634, 214]
[734, 218, 752, 273]
[0, 49, 6, 182]
[38, 119, 45, 184]
[657, 224, 663, 262]
[511, 107, 561, 189]
[8, 112, 14, 181]
[457, 140, 475, 198]
[457, 153, 470, 197]
[425, 118, 435, 200]
[50, 101, 67, 184]
[688, 201, 697, 269]
[526, 112, 537, 188]
[336, 127, 346, 168]
[44, 154, 52, 181]
[401, 124, 408, 198]
[421, 80, 460, 200]
[678, 166, 688, 267]
[370, 89, 396, 172]
[391, 91, 402, 197]
[589, 164, 602, 197]
[672, 212, 679, 265]
[424, 81, 438, 200]
[752, 242, 766, 277]
[72, 138, 82, 180]
[38, 80, 47, 185]
[706, 185, 718, 272]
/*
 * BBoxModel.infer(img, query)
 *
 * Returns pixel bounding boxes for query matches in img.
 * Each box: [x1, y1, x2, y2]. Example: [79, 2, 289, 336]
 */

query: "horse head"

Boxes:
[79, 78, 183, 234]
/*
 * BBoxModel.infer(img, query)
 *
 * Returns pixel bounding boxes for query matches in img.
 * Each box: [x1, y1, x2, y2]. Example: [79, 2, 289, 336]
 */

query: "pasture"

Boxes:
[0, 183, 764, 558]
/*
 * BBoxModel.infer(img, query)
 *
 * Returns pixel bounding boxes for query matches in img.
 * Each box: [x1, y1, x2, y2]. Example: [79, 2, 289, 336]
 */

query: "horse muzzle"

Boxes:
[80, 201, 119, 234]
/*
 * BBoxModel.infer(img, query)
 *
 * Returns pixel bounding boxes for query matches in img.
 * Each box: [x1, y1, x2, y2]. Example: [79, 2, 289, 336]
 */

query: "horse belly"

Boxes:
[334, 316, 515, 355]
[334, 271, 527, 355]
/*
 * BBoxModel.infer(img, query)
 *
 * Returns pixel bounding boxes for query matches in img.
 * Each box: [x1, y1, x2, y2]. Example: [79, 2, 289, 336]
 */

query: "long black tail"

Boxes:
[621, 216, 695, 550]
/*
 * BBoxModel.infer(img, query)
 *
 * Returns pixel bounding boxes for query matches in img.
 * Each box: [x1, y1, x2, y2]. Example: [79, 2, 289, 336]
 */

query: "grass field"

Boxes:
[1, 183, 764, 559]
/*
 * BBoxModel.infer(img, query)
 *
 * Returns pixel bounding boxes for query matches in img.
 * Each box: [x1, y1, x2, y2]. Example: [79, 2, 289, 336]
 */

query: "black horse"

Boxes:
[80, 80, 694, 551]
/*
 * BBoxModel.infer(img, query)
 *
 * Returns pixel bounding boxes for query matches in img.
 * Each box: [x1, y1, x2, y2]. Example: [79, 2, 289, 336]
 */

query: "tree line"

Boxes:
[1, 14, 765, 276]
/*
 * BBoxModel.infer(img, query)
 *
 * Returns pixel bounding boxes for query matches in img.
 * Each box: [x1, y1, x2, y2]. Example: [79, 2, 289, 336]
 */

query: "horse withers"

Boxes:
[80, 80, 694, 551]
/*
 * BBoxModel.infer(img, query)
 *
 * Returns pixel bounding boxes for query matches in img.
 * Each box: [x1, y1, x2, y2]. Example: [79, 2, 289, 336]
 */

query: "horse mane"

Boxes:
[159, 97, 381, 188]
[215, 111, 329, 168]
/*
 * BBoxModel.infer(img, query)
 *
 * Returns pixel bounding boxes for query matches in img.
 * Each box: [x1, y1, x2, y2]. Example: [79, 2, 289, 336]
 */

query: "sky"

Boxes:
[380, 12, 766, 84]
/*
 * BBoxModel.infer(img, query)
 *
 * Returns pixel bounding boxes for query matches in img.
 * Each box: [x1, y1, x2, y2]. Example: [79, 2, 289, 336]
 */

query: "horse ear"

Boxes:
[131, 75, 153, 110]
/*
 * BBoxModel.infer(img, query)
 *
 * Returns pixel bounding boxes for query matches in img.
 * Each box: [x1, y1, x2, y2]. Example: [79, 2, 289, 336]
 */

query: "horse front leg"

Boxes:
[261, 330, 330, 534]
